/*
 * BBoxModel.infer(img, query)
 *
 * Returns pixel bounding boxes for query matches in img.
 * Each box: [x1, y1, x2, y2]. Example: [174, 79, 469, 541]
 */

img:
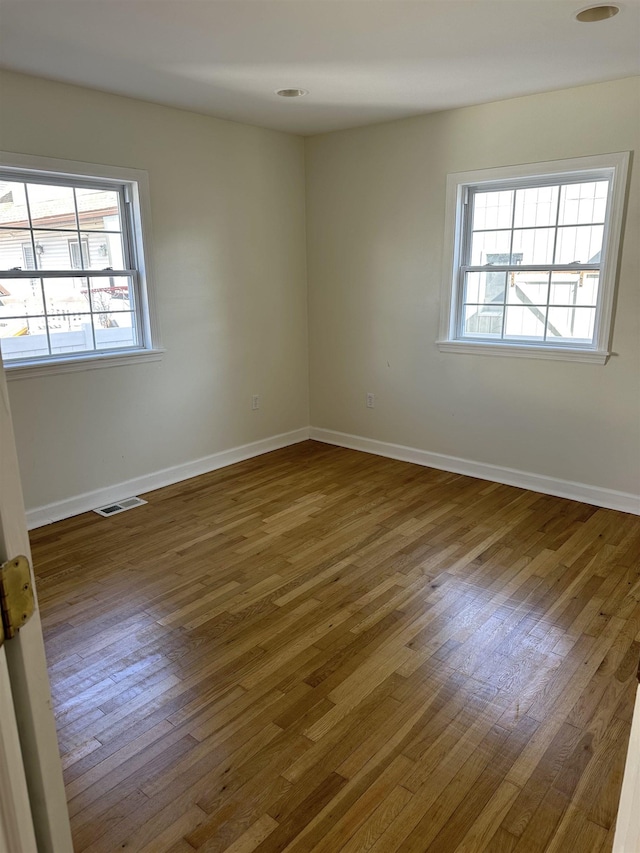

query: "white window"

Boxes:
[0, 153, 161, 377]
[438, 153, 629, 364]
[68, 238, 91, 271]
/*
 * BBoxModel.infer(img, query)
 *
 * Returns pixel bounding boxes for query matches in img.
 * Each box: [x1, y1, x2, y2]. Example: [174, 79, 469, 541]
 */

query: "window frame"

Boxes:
[438, 152, 630, 364]
[0, 152, 163, 379]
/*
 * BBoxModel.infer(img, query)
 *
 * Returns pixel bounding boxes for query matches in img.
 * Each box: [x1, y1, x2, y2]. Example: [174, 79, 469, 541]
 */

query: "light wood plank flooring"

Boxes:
[31, 440, 640, 852]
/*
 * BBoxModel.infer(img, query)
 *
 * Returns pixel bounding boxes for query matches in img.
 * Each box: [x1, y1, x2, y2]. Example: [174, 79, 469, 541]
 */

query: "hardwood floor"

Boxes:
[30, 440, 640, 853]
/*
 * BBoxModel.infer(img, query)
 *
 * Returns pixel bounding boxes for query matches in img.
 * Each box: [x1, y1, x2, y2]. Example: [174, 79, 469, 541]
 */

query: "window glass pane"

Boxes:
[507, 271, 549, 306]
[558, 181, 608, 226]
[549, 271, 599, 306]
[0, 181, 29, 228]
[462, 305, 504, 337]
[546, 307, 596, 342]
[26, 184, 77, 230]
[464, 271, 506, 305]
[555, 225, 603, 264]
[470, 230, 511, 266]
[49, 313, 96, 355]
[511, 228, 555, 265]
[514, 185, 559, 228]
[94, 312, 137, 350]
[89, 276, 135, 314]
[42, 277, 91, 316]
[504, 304, 547, 340]
[0, 316, 49, 361]
[80, 232, 125, 270]
[75, 188, 122, 231]
[0, 228, 35, 271]
[472, 190, 513, 231]
[0, 277, 44, 317]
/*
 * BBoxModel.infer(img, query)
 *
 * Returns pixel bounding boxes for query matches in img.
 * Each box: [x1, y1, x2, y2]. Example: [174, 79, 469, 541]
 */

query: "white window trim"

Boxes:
[0, 151, 164, 379]
[437, 152, 630, 364]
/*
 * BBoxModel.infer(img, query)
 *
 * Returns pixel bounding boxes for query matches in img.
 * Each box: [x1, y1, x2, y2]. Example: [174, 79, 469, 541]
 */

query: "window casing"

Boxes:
[438, 153, 630, 364]
[0, 153, 161, 377]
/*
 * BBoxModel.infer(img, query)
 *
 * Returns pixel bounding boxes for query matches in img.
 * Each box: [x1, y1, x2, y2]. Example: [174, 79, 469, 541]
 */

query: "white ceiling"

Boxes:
[0, 1, 638, 135]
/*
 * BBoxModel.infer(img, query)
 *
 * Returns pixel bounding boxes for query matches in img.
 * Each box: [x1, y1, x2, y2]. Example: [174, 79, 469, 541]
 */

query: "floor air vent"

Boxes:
[93, 496, 147, 517]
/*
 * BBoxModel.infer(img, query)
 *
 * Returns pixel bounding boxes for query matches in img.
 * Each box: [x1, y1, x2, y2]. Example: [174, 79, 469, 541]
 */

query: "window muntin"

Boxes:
[459, 178, 609, 347]
[0, 172, 145, 365]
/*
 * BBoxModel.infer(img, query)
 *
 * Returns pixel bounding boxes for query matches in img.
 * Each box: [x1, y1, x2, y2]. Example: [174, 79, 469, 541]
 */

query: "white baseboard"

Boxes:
[309, 427, 640, 516]
[26, 427, 310, 529]
[27, 424, 640, 529]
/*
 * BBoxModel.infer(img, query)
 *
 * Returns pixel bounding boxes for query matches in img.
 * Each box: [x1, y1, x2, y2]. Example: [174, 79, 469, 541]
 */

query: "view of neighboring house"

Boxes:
[0, 180, 136, 360]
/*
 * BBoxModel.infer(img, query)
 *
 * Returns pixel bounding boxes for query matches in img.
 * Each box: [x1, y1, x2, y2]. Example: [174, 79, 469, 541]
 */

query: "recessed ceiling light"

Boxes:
[275, 88, 308, 98]
[575, 4, 620, 22]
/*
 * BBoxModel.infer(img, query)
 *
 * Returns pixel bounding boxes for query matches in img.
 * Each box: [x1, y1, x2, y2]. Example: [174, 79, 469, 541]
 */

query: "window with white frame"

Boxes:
[0, 154, 160, 374]
[438, 153, 629, 364]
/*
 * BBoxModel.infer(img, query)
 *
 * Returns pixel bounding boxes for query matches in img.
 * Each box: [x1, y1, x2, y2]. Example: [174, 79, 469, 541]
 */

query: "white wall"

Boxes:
[306, 77, 640, 497]
[0, 70, 309, 511]
[1, 72, 638, 515]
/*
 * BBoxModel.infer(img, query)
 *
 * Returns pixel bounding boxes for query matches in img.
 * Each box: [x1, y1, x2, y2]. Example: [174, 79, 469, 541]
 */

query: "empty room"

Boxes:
[0, 1, 639, 851]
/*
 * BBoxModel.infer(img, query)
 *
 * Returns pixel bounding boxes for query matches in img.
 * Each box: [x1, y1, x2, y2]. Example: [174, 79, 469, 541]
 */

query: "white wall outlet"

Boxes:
[251, 394, 260, 411]
[366, 392, 375, 408]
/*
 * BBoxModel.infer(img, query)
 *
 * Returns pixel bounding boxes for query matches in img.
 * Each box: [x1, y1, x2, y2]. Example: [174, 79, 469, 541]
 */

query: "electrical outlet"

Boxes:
[251, 394, 260, 411]
[366, 393, 375, 409]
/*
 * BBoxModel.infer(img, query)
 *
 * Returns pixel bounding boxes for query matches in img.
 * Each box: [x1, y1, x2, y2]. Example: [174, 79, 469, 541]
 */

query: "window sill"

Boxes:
[4, 348, 165, 380]
[436, 340, 609, 364]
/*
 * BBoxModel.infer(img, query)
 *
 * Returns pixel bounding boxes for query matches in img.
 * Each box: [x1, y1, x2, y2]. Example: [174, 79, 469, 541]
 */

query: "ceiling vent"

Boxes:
[93, 496, 147, 517]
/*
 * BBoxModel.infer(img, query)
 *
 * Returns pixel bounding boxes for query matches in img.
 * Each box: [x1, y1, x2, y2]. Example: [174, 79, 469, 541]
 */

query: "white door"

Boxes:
[0, 650, 37, 852]
[0, 353, 73, 853]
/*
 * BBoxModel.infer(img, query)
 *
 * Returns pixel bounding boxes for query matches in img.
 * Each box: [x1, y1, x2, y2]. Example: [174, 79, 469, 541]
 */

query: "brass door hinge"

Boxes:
[0, 556, 35, 648]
